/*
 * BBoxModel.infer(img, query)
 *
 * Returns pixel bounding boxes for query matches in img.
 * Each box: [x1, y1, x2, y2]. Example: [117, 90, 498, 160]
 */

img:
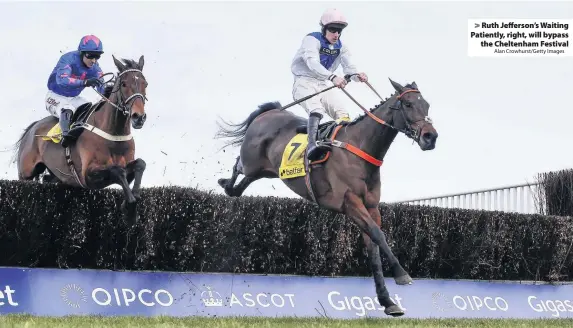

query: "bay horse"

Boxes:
[12, 55, 149, 220]
[215, 77, 438, 316]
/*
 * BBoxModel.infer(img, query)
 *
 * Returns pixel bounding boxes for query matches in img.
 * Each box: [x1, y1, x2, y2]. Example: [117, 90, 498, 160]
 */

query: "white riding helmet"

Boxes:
[319, 8, 348, 29]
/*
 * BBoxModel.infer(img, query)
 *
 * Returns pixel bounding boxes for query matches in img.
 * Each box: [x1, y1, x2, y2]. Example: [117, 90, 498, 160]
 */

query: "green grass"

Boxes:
[1, 315, 572, 328]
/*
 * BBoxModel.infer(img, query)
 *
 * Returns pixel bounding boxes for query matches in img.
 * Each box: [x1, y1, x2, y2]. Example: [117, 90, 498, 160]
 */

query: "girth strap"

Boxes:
[65, 147, 85, 188]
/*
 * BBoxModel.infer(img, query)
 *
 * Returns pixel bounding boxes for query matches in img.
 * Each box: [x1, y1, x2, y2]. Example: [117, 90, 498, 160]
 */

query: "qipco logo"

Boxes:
[452, 295, 509, 312]
[92, 288, 174, 307]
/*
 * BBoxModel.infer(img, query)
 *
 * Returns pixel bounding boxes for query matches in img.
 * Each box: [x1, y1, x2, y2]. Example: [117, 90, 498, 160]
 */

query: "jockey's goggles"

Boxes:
[84, 52, 101, 60]
[326, 27, 342, 34]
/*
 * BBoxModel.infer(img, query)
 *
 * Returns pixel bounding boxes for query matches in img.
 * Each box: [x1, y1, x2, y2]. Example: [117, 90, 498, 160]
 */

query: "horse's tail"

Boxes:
[215, 101, 282, 149]
[9, 120, 38, 165]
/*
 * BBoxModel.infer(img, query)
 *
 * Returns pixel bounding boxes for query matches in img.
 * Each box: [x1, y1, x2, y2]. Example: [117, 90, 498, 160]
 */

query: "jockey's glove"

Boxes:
[85, 78, 103, 88]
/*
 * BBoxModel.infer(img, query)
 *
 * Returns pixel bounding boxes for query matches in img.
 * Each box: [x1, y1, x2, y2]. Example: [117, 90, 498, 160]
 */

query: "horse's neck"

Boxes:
[346, 98, 399, 162]
[91, 95, 130, 136]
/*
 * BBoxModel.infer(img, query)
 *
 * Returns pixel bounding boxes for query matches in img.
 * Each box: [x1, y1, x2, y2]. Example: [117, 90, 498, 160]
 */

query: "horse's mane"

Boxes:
[345, 83, 418, 126]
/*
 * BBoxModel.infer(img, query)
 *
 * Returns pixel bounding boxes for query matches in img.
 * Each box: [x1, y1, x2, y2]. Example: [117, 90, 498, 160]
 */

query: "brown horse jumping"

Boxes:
[13, 55, 149, 220]
[215, 77, 438, 316]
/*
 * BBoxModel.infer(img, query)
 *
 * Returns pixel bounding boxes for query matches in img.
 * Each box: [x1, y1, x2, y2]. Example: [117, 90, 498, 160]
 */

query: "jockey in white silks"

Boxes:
[290, 8, 369, 161]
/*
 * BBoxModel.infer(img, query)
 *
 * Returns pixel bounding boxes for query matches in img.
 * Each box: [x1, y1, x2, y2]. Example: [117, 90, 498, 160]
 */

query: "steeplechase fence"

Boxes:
[0, 168, 572, 319]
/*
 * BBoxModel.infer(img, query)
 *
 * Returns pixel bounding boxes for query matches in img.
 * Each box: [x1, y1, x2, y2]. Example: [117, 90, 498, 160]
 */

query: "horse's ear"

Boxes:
[138, 55, 144, 70]
[388, 78, 404, 93]
[112, 54, 126, 72]
[411, 81, 418, 89]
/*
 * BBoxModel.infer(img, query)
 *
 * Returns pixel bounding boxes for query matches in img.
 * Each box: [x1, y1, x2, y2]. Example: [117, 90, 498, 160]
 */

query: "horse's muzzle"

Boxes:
[131, 112, 146, 129]
[418, 130, 438, 151]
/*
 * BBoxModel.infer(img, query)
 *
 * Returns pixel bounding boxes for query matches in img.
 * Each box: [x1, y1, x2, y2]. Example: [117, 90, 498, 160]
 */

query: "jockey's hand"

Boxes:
[84, 78, 103, 88]
[332, 76, 347, 88]
[357, 72, 368, 82]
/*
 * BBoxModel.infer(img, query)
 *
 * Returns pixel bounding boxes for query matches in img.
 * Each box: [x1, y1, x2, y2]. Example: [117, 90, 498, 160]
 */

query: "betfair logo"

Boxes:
[281, 167, 303, 176]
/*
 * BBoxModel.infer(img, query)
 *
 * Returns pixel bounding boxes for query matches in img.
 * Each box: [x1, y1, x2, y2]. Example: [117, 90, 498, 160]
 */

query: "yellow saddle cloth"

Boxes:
[41, 123, 63, 144]
[279, 133, 308, 180]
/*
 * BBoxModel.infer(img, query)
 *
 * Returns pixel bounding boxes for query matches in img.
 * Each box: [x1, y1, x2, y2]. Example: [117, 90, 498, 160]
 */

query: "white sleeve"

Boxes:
[301, 36, 334, 81]
[340, 43, 360, 82]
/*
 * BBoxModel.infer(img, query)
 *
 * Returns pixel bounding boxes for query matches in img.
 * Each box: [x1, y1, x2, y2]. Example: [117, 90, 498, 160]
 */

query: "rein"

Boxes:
[340, 74, 432, 143]
[308, 75, 434, 169]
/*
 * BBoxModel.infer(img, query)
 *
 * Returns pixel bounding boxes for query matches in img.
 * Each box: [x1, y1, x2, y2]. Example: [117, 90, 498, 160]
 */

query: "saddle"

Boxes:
[295, 119, 348, 142]
[42, 100, 105, 144]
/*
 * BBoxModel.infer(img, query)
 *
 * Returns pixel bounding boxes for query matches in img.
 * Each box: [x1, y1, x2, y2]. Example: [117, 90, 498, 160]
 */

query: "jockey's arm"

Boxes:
[55, 56, 85, 89]
[340, 44, 360, 82]
[301, 36, 335, 81]
[88, 66, 106, 94]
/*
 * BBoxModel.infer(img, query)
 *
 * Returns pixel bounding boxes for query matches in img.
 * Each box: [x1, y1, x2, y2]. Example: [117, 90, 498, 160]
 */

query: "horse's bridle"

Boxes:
[340, 74, 433, 143]
[99, 69, 148, 116]
[388, 89, 434, 142]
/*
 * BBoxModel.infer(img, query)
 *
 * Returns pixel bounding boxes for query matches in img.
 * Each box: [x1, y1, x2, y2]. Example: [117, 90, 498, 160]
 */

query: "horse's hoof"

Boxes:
[121, 199, 137, 212]
[384, 305, 405, 317]
[395, 274, 413, 285]
[121, 201, 138, 225]
[218, 178, 228, 188]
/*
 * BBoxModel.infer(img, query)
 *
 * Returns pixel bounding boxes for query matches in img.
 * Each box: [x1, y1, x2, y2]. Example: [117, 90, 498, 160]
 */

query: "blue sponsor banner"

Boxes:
[1, 266, 573, 319]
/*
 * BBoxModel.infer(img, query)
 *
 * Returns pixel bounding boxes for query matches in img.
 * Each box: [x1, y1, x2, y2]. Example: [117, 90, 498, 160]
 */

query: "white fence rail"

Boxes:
[393, 183, 542, 214]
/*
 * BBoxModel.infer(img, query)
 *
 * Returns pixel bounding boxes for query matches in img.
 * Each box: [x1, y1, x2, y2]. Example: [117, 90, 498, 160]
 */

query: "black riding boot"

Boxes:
[59, 109, 74, 148]
[306, 112, 332, 161]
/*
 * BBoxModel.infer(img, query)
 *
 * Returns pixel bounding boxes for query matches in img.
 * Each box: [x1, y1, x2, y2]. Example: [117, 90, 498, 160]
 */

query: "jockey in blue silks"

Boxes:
[45, 35, 106, 147]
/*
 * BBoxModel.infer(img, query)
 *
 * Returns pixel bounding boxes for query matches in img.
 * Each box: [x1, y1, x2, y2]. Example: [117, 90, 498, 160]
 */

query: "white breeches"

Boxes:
[292, 76, 349, 120]
[45, 90, 89, 118]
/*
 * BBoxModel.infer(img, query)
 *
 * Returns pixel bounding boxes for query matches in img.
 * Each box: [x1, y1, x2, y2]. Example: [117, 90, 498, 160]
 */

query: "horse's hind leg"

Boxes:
[17, 144, 45, 181]
[226, 174, 263, 197]
[20, 161, 46, 181]
[218, 156, 243, 196]
[221, 163, 272, 197]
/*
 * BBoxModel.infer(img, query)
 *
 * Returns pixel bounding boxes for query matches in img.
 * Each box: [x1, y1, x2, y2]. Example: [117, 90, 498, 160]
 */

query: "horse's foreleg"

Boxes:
[361, 233, 403, 316]
[125, 158, 146, 200]
[105, 166, 137, 217]
[368, 207, 412, 285]
[342, 191, 404, 316]
[218, 156, 243, 196]
[108, 166, 135, 201]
